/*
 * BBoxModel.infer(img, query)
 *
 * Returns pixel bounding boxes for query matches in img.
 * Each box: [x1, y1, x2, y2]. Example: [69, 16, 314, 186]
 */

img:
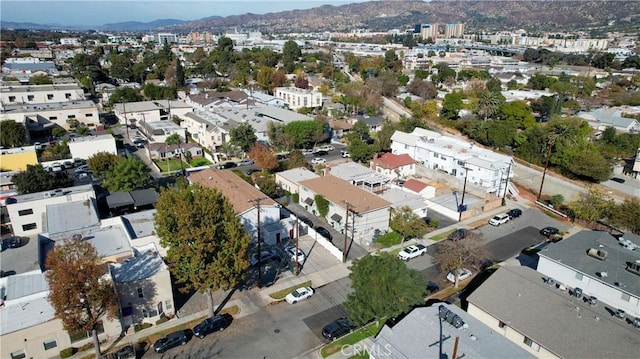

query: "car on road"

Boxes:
[109, 345, 135, 359]
[311, 157, 327, 165]
[63, 161, 74, 169]
[218, 162, 238, 169]
[341, 150, 351, 158]
[51, 163, 63, 173]
[507, 208, 522, 219]
[250, 249, 281, 267]
[245, 168, 260, 176]
[153, 330, 188, 353]
[313, 150, 329, 156]
[611, 177, 626, 184]
[298, 215, 314, 228]
[397, 244, 427, 261]
[316, 226, 332, 240]
[446, 268, 473, 283]
[193, 314, 231, 338]
[284, 245, 306, 264]
[540, 226, 560, 238]
[1, 237, 21, 251]
[426, 281, 440, 294]
[488, 213, 510, 226]
[302, 149, 315, 156]
[75, 165, 90, 173]
[317, 145, 335, 152]
[447, 228, 468, 241]
[285, 286, 314, 304]
[322, 317, 354, 341]
[237, 159, 254, 166]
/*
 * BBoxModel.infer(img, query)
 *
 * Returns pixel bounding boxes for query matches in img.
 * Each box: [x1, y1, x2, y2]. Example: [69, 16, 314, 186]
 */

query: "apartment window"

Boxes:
[10, 350, 26, 359]
[137, 288, 144, 298]
[8, 96, 16, 102]
[165, 300, 173, 310]
[457, 160, 465, 166]
[65, 93, 72, 99]
[18, 209, 34, 216]
[86, 113, 93, 117]
[141, 308, 148, 318]
[498, 321, 506, 328]
[43, 339, 57, 350]
[49, 116, 58, 120]
[575, 272, 583, 281]
[22, 223, 37, 231]
[148, 307, 159, 317]
[67, 114, 76, 119]
[433, 153, 439, 158]
[524, 337, 540, 352]
[47, 94, 54, 100]
[621, 293, 631, 302]
[27, 95, 34, 101]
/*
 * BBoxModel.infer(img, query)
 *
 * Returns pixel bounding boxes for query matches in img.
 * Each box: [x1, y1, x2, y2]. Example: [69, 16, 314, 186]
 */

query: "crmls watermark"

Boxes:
[341, 343, 393, 357]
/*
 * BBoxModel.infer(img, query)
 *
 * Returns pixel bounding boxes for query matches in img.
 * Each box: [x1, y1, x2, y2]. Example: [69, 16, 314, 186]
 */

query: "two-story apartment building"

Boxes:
[298, 175, 391, 242]
[0, 84, 85, 105]
[274, 87, 322, 110]
[370, 153, 416, 180]
[536, 230, 640, 318]
[1, 100, 101, 131]
[189, 169, 293, 244]
[112, 100, 193, 128]
[275, 168, 320, 195]
[5, 184, 96, 236]
[67, 134, 118, 160]
[391, 128, 514, 197]
[181, 111, 238, 152]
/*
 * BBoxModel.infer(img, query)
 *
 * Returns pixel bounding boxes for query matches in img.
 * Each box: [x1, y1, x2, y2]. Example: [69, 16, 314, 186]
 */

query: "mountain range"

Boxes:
[2, 1, 639, 33]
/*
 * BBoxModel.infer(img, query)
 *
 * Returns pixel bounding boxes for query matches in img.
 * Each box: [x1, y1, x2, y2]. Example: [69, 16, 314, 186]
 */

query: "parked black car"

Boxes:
[1, 237, 21, 251]
[153, 330, 187, 353]
[298, 215, 314, 228]
[106, 345, 135, 359]
[218, 162, 237, 169]
[250, 249, 281, 267]
[611, 177, 626, 184]
[313, 150, 329, 156]
[507, 208, 522, 219]
[540, 226, 560, 237]
[447, 229, 468, 241]
[316, 227, 333, 240]
[322, 317, 354, 341]
[193, 314, 232, 338]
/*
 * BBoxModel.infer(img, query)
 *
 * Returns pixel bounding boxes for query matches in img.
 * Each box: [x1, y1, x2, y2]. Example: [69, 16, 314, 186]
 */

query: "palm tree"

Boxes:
[476, 91, 504, 121]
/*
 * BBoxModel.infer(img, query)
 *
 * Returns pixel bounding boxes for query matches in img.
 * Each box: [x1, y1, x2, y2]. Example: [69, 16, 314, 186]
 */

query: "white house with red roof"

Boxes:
[401, 178, 436, 199]
[370, 153, 416, 180]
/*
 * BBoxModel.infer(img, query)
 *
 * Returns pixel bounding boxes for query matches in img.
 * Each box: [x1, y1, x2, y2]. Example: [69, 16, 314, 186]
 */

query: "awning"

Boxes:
[130, 188, 158, 207]
[304, 198, 314, 205]
[330, 213, 343, 222]
[106, 192, 134, 209]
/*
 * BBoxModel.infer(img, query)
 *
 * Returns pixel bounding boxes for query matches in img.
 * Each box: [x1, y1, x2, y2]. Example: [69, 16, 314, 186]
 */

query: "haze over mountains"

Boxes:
[2, 1, 639, 32]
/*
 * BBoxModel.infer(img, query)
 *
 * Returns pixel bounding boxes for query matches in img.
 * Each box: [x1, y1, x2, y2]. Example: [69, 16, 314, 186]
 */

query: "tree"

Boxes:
[345, 252, 424, 326]
[0, 120, 26, 147]
[248, 143, 278, 172]
[485, 77, 502, 92]
[283, 121, 324, 148]
[29, 74, 53, 85]
[407, 79, 437, 100]
[155, 185, 250, 317]
[87, 152, 120, 179]
[440, 91, 464, 120]
[282, 40, 301, 73]
[568, 187, 614, 221]
[432, 235, 489, 288]
[257, 176, 278, 198]
[109, 87, 142, 105]
[175, 60, 185, 87]
[287, 150, 308, 169]
[499, 101, 535, 129]
[383, 49, 401, 72]
[390, 206, 429, 242]
[475, 91, 505, 121]
[76, 126, 91, 136]
[13, 165, 74, 194]
[166, 133, 186, 179]
[347, 136, 374, 163]
[45, 239, 118, 358]
[102, 158, 153, 192]
[230, 123, 257, 152]
[314, 194, 329, 219]
[256, 66, 275, 92]
[52, 127, 67, 139]
[608, 198, 640, 235]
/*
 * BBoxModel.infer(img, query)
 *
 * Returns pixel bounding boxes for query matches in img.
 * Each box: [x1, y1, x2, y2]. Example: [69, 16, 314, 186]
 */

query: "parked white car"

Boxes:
[302, 149, 315, 156]
[285, 286, 314, 304]
[311, 157, 327, 165]
[317, 144, 334, 152]
[397, 244, 427, 261]
[488, 213, 510, 226]
[284, 245, 306, 264]
[341, 150, 351, 158]
[446, 268, 473, 283]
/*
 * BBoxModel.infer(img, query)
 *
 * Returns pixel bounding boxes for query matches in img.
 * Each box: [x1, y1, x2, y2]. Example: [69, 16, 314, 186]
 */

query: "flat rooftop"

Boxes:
[2, 100, 97, 114]
[46, 199, 100, 234]
[0, 270, 56, 335]
[8, 184, 94, 204]
[121, 209, 156, 239]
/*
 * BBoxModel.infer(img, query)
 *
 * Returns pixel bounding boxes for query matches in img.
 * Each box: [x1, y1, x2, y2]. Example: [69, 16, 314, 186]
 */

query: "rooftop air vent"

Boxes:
[587, 248, 607, 261]
[438, 305, 465, 329]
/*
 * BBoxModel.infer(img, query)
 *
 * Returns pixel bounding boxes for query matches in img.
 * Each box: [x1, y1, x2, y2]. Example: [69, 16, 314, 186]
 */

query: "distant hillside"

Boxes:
[98, 19, 190, 32]
[166, 0, 640, 33]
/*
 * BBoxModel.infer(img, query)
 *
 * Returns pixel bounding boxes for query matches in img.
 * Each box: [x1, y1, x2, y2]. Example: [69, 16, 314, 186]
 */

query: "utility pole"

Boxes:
[248, 197, 269, 288]
[123, 101, 129, 139]
[537, 139, 554, 201]
[295, 215, 300, 275]
[341, 200, 353, 263]
[458, 166, 472, 222]
[501, 161, 512, 205]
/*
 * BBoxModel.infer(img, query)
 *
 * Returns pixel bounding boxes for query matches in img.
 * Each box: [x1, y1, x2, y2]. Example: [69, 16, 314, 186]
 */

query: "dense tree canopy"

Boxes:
[390, 206, 429, 240]
[432, 235, 488, 288]
[13, 165, 74, 194]
[283, 121, 324, 148]
[46, 239, 118, 357]
[87, 152, 119, 179]
[248, 143, 278, 172]
[345, 252, 424, 326]
[154, 185, 251, 316]
[0, 120, 27, 148]
[101, 157, 153, 192]
[230, 123, 257, 152]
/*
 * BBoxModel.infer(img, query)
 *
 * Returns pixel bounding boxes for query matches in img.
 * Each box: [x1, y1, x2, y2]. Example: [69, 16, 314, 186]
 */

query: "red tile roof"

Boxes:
[402, 179, 428, 193]
[372, 153, 415, 169]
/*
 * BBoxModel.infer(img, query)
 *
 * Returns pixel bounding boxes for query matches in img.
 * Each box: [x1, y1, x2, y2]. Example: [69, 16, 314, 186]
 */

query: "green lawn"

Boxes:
[320, 319, 387, 358]
[268, 280, 312, 300]
[429, 229, 455, 242]
[154, 159, 187, 173]
[189, 158, 211, 166]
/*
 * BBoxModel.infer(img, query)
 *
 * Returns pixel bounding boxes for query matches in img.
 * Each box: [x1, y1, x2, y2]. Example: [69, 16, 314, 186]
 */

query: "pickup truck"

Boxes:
[397, 244, 427, 261]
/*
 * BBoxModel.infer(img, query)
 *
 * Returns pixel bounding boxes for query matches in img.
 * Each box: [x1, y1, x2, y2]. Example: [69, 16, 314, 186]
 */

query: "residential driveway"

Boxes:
[1, 234, 40, 276]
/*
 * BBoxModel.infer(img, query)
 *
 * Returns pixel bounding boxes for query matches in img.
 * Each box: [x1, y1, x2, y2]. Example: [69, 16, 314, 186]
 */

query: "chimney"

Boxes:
[371, 153, 378, 171]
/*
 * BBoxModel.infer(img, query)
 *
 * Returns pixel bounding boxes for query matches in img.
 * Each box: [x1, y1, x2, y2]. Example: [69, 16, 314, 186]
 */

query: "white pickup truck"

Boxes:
[397, 244, 427, 261]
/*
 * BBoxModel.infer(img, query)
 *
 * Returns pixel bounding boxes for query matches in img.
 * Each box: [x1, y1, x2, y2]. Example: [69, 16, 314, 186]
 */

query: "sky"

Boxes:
[1, 0, 367, 27]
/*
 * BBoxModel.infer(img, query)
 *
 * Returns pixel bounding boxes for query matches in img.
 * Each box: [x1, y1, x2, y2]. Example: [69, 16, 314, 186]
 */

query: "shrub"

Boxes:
[134, 322, 153, 332]
[60, 348, 76, 358]
[373, 231, 403, 248]
[292, 193, 299, 203]
[156, 314, 170, 325]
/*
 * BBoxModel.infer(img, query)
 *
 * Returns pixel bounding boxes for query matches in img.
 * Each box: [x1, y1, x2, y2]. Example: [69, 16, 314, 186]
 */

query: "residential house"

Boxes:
[5, 184, 96, 236]
[112, 100, 193, 128]
[577, 107, 640, 133]
[298, 175, 391, 242]
[181, 111, 236, 152]
[354, 115, 384, 133]
[377, 188, 429, 219]
[185, 91, 255, 111]
[67, 134, 118, 160]
[1, 100, 101, 131]
[370, 153, 416, 180]
[328, 119, 353, 138]
[243, 89, 285, 107]
[467, 266, 640, 359]
[0, 146, 38, 171]
[391, 128, 514, 197]
[401, 178, 437, 199]
[0, 83, 84, 105]
[632, 147, 640, 179]
[536, 230, 640, 318]
[371, 304, 535, 359]
[139, 116, 187, 143]
[275, 167, 320, 195]
[110, 243, 175, 330]
[274, 87, 323, 110]
[323, 162, 390, 193]
[189, 169, 293, 244]
[147, 142, 203, 161]
[117, 210, 168, 257]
